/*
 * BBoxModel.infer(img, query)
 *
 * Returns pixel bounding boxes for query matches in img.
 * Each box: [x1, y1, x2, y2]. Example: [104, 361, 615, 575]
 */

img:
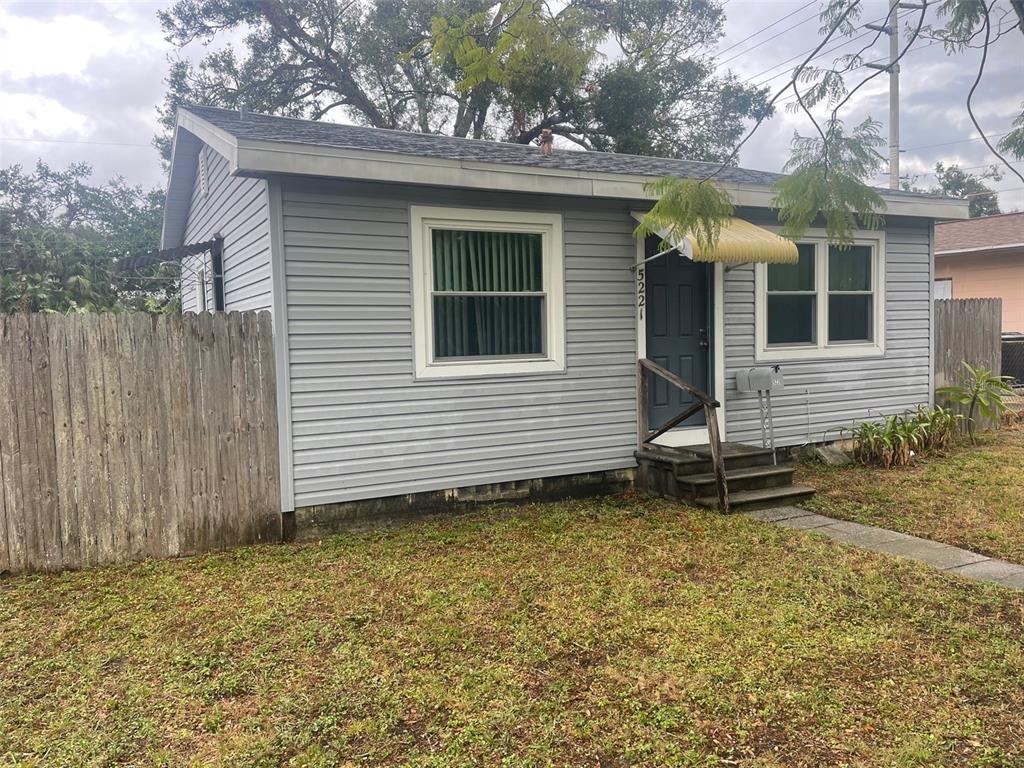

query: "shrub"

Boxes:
[844, 405, 961, 469]
[936, 361, 1015, 443]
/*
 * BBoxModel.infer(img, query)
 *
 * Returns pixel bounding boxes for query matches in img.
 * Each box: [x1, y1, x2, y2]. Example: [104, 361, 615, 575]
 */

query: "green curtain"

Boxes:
[432, 229, 544, 359]
[828, 245, 871, 291]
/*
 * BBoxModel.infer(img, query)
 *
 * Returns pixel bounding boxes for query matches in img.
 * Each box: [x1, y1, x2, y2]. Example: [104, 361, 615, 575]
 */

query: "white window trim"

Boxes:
[755, 228, 886, 362]
[410, 205, 566, 379]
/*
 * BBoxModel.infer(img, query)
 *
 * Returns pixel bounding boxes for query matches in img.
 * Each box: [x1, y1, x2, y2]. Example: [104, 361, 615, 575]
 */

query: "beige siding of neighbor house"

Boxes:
[935, 249, 1024, 332]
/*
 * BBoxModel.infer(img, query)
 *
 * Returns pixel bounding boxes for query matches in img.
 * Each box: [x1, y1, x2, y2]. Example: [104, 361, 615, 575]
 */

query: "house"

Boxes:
[160, 105, 968, 529]
[934, 211, 1024, 333]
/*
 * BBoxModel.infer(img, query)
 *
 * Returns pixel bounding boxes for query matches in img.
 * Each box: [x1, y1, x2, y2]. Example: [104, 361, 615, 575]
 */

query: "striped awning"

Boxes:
[632, 214, 799, 265]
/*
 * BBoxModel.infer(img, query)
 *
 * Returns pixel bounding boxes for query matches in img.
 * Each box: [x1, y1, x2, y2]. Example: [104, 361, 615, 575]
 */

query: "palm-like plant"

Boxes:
[936, 361, 1015, 443]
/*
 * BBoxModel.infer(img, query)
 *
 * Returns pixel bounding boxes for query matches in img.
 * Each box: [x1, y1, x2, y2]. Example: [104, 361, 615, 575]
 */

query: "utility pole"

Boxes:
[866, 0, 901, 189]
[886, 0, 900, 190]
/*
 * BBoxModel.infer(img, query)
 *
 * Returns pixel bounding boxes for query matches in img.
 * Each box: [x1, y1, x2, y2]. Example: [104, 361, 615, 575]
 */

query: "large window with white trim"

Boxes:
[756, 233, 884, 360]
[411, 206, 565, 378]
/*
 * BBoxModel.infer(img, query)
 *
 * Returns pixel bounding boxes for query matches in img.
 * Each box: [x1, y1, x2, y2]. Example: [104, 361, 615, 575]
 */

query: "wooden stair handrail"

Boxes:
[637, 358, 730, 513]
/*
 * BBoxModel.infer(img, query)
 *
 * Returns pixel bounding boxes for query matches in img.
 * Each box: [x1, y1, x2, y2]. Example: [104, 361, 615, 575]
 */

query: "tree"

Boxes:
[0, 162, 171, 313]
[903, 162, 1003, 218]
[156, 0, 772, 163]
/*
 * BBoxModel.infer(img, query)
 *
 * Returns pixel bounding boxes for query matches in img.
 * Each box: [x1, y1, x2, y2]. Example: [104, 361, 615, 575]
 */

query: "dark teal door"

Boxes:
[644, 236, 711, 430]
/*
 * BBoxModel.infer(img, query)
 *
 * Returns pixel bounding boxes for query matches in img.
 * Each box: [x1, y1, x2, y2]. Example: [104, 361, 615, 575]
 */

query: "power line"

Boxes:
[718, 6, 825, 67]
[741, 14, 889, 86]
[712, 0, 818, 59]
[903, 130, 1014, 152]
[907, 160, 1023, 177]
[0, 136, 152, 148]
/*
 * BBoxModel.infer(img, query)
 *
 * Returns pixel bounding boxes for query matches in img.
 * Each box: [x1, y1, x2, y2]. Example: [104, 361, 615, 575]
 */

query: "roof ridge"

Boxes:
[183, 104, 743, 173]
[180, 104, 963, 204]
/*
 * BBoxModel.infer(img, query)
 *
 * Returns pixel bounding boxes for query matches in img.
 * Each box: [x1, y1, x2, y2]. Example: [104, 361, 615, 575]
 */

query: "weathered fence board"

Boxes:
[0, 311, 280, 574]
[934, 298, 1003, 428]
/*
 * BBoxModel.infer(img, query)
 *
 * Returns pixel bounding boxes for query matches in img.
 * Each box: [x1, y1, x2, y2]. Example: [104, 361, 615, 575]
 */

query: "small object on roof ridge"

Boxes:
[538, 128, 553, 156]
[239, 103, 248, 120]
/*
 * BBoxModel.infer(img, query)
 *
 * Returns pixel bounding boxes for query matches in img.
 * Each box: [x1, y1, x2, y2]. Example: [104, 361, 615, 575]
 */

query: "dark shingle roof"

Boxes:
[185, 105, 949, 202]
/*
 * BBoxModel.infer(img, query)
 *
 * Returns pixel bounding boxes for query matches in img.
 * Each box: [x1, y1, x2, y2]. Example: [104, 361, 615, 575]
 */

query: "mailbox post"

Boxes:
[735, 365, 784, 465]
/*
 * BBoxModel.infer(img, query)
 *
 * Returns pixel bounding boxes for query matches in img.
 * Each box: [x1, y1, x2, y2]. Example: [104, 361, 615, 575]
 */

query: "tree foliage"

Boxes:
[157, 0, 771, 162]
[903, 162, 1003, 217]
[773, 117, 886, 245]
[0, 162, 171, 314]
[633, 177, 735, 256]
[637, 0, 1024, 251]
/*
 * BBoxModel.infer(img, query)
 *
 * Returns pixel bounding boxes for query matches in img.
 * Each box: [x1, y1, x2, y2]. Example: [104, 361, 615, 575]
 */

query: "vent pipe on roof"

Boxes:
[539, 128, 553, 156]
[239, 103, 249, 120]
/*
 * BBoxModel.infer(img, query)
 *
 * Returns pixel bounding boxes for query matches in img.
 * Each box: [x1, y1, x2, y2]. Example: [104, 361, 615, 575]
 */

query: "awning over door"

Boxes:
[632, 213, 799, 265]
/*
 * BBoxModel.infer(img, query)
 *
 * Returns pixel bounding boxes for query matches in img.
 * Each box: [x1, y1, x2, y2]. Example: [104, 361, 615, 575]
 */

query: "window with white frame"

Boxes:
[756, 234, 884, 360]
[411, 205, 565, 378]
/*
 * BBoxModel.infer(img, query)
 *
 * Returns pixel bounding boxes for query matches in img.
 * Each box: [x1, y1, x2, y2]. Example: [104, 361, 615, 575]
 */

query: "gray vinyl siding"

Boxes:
[275, 176, 934, 507]
[180, 146, 272, 313]
[281, 179, 638, 507]
[722, 212, 934, 446]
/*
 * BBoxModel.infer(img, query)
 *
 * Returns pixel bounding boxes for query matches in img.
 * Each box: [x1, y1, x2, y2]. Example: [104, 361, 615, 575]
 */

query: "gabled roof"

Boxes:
[935, 211, 1024, 255]
[162, 104, 970, 249]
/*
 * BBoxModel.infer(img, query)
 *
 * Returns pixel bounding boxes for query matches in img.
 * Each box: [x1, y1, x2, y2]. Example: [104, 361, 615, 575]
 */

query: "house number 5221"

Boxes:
[636, 266, 645, 321]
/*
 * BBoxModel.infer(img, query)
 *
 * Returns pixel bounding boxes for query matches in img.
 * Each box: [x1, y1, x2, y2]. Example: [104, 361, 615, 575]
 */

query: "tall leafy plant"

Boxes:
[936, 361, 1015, 443]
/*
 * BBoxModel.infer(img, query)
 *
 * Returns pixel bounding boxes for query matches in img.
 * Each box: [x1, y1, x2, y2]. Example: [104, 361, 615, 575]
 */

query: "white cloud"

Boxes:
[0, 7, 115, 79]
[0, 92, 90, 138]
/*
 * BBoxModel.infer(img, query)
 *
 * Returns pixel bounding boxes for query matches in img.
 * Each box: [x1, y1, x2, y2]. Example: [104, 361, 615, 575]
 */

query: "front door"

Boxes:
[644, 236, 711, 430]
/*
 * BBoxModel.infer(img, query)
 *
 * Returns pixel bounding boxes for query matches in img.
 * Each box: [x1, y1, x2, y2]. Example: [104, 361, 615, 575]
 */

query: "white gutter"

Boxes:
[935, 242, 1024, 256]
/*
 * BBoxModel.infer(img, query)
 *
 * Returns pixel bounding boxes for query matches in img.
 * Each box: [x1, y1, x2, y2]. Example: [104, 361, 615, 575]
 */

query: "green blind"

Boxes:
[432, 230, 542, 292]
[828, 245, 871, 291]
[767, 243, 815, 291]
[431, 229, 544, 359]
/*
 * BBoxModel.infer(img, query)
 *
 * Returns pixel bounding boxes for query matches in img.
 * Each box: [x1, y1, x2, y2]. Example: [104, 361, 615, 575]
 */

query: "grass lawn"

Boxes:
[798, 425, 1024, 565]
[2, 495, 1024, 767]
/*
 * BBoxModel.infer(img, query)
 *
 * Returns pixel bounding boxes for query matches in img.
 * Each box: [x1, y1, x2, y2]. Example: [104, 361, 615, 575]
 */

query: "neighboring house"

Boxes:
[934, 211, 1024, 333]
[160, 106, 967, 525]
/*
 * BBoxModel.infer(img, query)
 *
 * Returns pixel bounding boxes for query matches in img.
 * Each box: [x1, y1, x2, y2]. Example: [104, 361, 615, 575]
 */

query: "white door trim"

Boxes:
[634, 235, 727, 446]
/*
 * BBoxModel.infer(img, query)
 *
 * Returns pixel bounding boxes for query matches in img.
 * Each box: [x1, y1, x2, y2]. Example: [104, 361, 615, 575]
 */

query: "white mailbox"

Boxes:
[735, 366, 784, 393]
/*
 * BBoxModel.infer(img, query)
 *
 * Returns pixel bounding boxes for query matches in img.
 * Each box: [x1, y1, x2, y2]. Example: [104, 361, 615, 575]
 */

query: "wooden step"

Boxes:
[694, 484, 816, 511]
[677, 465, 795, 495]
[635, 446, 778, 477]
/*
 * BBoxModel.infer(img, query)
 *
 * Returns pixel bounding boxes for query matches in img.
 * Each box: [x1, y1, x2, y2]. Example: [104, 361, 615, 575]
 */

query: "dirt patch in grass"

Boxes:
[799, 425, 1024, 565]
[1, 494, 1023, 766]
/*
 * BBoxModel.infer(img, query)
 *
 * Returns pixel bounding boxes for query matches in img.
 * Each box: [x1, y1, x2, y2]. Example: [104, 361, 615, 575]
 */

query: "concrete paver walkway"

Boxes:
[748, 506, 1024, 590]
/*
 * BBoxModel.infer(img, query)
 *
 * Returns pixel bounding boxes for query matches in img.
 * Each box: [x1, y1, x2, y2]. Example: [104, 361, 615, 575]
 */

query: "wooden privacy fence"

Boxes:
[934, 298, 1002, 428]
[0, 312, 280, 574]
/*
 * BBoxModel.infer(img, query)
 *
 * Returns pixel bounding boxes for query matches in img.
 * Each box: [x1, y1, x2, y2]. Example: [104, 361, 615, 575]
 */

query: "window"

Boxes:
[827, 244, 873, 343]
[756, 233, 884, 360]
[766, 243, 816, 345]
[935, 278, 952, 300]
[411, 206, 565, 378]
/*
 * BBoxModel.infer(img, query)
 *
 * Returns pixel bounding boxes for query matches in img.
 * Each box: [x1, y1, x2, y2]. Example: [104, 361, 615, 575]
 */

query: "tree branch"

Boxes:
[701, 0, 864, 183]
[967, 1, 1024, 184]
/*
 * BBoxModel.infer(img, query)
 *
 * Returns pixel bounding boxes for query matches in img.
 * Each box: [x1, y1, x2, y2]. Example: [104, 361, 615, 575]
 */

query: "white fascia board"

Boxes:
[936, 242, 1024, 256]
[176, 109, 971, 221]
[161, 123, 201, 249]
[178, 110, 239, 170]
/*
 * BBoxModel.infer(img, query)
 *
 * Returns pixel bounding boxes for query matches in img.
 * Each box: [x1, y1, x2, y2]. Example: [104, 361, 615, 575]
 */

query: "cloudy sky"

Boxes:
[1, 0, 1021, 209]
